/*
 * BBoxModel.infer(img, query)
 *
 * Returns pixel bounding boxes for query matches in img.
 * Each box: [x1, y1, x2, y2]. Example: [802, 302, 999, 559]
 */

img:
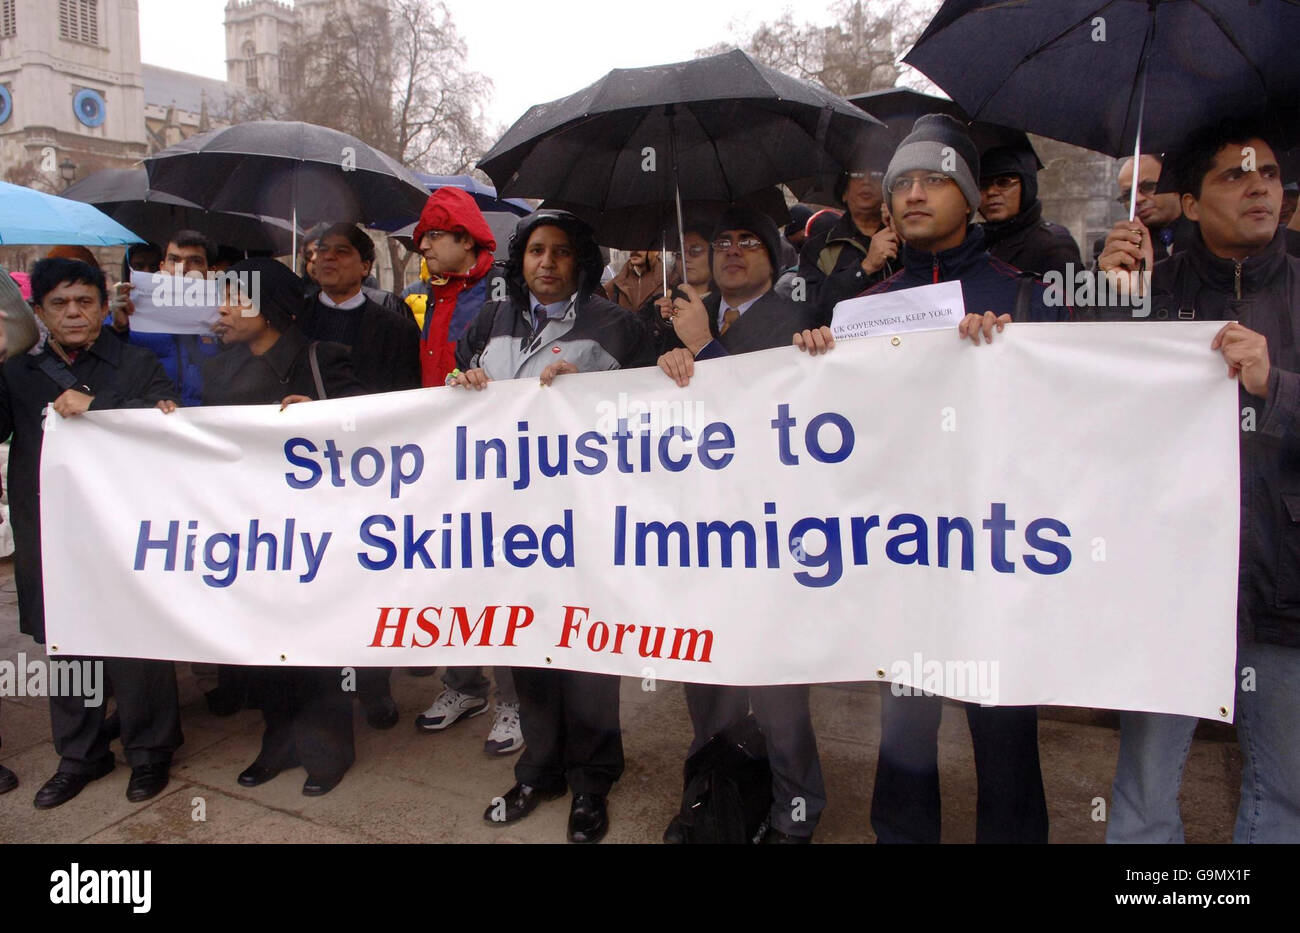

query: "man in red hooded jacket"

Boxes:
[408, 187, 498, 387]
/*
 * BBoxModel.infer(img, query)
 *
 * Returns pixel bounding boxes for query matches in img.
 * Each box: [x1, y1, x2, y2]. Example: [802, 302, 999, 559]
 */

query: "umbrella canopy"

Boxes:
[63, 168, 302, 253]
[903, 0, 1300, 159]
[144, 121, 429, 230]
[479, 49, 882, 217]
[541, 189, 792, 250]
[0, 180, 144, 246]
[412, 173, 532, 217]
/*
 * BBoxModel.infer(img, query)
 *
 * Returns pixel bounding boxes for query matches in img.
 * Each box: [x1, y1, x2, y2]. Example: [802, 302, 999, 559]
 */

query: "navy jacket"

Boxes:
[126, 330, 223, 408]
[861, 225, 1067, 322]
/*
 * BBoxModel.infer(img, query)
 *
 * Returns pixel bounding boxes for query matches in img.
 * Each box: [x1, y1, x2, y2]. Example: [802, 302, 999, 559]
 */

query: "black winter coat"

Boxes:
[200, 325, 364, 406]
[296, 294, 421, 394]
[0, 331, 176, 642]
[1152, 230, 1300, 647]
[796, 212, 891, 326]
[980, 201, 1082, 279]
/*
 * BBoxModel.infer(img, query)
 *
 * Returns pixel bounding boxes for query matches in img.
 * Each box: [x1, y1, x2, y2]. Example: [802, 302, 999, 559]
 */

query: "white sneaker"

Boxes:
[483, 702, 524, 755]
[415, 688, 488, 732]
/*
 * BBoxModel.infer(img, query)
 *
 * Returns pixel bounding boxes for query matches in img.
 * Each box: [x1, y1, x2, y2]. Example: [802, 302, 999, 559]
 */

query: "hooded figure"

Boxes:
[408, 187, 498, 387]
[978, 143, 1081, 279]
[457, 210, 652, 381]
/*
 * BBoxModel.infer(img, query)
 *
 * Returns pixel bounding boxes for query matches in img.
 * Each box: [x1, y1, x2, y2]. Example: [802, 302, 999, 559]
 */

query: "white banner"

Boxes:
[40, 323, 1240, 718]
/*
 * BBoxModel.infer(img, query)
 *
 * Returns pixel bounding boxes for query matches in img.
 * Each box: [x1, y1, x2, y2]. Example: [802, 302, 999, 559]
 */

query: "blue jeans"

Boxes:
[1108, 640, 1300, 843]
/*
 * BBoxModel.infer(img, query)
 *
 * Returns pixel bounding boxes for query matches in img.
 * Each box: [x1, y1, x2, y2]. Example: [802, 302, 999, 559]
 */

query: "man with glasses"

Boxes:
[978, 140, 1081, 279]
[1094, 153, 1193, 267]
[656, 208, 825, 844]
[797, 147, 899, 325]
[795, 114, 1068, 843]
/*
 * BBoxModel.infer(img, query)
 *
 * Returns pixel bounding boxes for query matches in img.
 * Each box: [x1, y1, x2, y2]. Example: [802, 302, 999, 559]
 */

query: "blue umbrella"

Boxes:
[412, 173, 532, 217]
[0, 180, 144, 245]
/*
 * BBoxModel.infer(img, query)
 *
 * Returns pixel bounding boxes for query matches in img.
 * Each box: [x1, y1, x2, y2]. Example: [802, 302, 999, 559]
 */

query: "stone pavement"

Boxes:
[0, 560, 1242, 843]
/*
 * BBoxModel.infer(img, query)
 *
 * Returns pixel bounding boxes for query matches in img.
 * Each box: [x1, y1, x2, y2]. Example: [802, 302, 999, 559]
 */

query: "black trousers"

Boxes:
[49, 657, 182, 774]
[356, 666, 392, 704]
[870, 685, 1048, 843]
[685, 683, 827, 836]
[513, 667, 623, 796]
[249, 667, 355, 778]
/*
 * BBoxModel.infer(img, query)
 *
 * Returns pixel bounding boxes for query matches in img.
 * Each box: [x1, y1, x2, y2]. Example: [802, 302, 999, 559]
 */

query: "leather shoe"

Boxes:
[662, 814, 686, 844]
[126, 762, 170, 803]
[567, 793, 609, 844]
[33, 758, 114, 809]
[363, 695, 399, 730]
[483, 782, 565, 824]
[0, 764, 17, 795]
[762, 827, 812, 844]
[237, 760, 291, 787]
[302, 771, 345, 796]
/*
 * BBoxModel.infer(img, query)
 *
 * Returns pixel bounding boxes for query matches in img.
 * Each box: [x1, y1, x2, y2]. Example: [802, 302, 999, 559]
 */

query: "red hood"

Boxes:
[412, 186, 497, 255]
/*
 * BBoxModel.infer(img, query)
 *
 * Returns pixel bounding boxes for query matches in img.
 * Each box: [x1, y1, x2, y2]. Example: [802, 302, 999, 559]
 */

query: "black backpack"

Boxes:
[674, 714, 773, 844]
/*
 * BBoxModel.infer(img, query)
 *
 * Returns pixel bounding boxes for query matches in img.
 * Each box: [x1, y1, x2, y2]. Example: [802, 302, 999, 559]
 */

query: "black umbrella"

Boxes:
[540, 189, 792, 251]
[479, 49, 881, 256]
[904, 0, 1300, 219]
[144, 121, 429, 264]
[62, 168, 302, 253]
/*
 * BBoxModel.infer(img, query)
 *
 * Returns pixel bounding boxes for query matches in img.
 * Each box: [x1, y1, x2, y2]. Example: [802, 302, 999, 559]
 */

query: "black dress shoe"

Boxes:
[363, 695, 399, 730]
[237, 761, 290, 788]
[762, 827, 812, 844]
[568, 793, 609, 844]
[33, 758, 114, 810]
[302, 772, 345, 796]
[483, 782, 566, 824]
[662, 814, 686, 844]
[126, 762, 170, 803]
[0, 764, 17, 795]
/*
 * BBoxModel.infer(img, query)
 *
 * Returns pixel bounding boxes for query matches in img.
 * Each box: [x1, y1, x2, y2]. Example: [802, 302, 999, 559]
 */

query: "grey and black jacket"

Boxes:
[455, 211, 654, 378]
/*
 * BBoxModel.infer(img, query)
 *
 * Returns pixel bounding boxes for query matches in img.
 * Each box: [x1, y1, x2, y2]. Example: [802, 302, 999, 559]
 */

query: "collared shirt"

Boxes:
[527, 291, 576, 329]
[715, 294, 760, 331]
[317, 289, 367, 310]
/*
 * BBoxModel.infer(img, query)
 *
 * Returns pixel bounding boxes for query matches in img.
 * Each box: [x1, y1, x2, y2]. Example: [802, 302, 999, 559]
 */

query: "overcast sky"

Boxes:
[137, 0, 879, 133]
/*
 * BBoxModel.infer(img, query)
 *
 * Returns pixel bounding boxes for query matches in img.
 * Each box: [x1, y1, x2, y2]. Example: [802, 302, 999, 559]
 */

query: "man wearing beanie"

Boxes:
[797, 113, 1067, 844]
[978, 140, 1081, 279]
[657, 206, 825, 844]
[797, 145, 899, 325]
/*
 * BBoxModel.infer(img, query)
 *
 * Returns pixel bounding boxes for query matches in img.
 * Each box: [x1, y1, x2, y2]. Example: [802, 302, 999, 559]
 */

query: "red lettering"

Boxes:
[503, 605, 534, 646]
[370, 606, 409, 647]
[412, 606, 441, 648]
[557, 605, 587, 648]
[446, 606, 498, 647]
[587, 620, 610, 652]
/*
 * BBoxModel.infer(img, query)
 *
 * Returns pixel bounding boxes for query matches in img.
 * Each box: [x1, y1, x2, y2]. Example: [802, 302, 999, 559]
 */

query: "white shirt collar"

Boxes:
[716, 293, 762, 329]
[318, 289, 366, 310]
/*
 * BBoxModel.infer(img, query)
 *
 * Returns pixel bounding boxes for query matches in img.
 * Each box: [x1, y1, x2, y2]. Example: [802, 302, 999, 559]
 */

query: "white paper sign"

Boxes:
[40, 323, 1240, 718]
[830, 280, 964, 340]
[127, 270, 219, 335]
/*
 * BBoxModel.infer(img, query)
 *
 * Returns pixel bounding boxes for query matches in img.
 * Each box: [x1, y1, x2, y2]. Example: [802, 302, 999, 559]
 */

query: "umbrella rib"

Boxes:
[967, 0, 1118, 117]
[1188, 0, 1269, 94]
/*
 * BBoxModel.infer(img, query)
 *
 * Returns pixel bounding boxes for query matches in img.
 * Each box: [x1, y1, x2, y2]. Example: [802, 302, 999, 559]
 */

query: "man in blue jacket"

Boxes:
[111, 229, 224, 408]
[797, 114, 1068, 843]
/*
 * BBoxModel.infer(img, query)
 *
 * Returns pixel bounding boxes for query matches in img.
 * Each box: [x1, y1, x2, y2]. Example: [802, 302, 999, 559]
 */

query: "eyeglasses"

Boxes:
[1116, 180, 1159, 204]
[684, 245, 708, 257]
[422, 230, 452, 241]
[888, 173, 954, 195]
[848, 171, 884, 181]
[979, 174, 1021, 192]
[711, 236, 765, 252]
[43, 295, 100, 313]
